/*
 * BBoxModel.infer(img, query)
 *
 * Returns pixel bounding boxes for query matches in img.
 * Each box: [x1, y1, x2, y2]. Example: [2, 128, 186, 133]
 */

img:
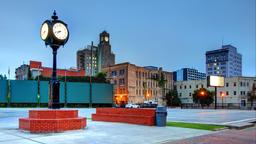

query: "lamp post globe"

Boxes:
[40, 11, 69, 109]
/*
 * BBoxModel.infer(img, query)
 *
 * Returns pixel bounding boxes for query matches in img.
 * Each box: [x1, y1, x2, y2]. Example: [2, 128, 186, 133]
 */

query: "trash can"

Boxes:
[155, 106, 167, 127]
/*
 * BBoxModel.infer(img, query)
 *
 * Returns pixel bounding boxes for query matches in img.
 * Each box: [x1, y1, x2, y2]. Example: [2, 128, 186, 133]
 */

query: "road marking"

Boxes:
[223, 118, 256, 124]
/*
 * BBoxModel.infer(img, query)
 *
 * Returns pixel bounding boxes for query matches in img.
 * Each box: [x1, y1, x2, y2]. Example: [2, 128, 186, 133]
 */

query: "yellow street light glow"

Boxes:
[221, 93, 225, 97]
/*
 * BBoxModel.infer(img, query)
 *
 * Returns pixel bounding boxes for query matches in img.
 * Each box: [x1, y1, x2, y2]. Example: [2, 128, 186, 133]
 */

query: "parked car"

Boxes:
[140, 102, 158, 108]
[125, 103, 140, 108]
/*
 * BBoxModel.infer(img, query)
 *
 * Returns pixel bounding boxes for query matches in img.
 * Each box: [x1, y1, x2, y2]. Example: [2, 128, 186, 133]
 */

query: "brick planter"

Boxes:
[92, 108, 156, 126]
[19, 110, 86, 133]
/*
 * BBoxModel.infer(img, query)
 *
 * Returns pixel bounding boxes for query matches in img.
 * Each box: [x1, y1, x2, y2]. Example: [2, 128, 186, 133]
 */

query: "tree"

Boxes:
[94, 72, 107, 83]
[192, 88, 214, 108]
[166, 90, 181, 106]
[36, 72, 109, 83]
[158, 72, 167, 104]
[0, 74, 7, 80]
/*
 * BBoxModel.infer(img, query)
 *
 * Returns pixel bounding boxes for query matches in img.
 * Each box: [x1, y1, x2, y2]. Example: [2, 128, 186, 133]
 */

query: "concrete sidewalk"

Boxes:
[0, 120, 213, 144]
[0, 108, 255, 144]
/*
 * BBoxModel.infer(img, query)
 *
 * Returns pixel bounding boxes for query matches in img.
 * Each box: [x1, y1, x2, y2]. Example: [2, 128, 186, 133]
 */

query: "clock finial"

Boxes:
[52, 10, 58, 20]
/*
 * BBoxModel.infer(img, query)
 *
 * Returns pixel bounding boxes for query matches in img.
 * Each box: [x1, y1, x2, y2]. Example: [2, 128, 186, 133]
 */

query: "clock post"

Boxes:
[19, 11, 86, 133]
[40, 11, 69, 109]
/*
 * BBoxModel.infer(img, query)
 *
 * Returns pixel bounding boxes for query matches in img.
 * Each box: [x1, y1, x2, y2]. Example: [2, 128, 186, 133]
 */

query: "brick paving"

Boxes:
[164, 127, 256, 144]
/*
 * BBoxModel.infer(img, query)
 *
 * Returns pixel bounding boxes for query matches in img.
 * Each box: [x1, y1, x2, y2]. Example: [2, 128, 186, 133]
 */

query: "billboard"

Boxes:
[207, 75, 224, 87]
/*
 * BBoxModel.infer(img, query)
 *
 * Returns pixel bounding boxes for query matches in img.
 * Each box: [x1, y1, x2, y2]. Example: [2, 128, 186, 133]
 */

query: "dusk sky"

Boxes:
[0, 0, 255, 79]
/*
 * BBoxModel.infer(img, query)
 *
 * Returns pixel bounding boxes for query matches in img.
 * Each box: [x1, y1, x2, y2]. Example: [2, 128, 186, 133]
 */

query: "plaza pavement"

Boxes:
[163, 127, 256, 144]
[0, 108, 255, 144]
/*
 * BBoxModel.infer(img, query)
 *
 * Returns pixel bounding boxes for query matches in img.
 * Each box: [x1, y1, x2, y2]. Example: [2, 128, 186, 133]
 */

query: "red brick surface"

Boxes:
[19, 110, 86, 133]
[92, 108, 156, 126]
[164, 127, 256, 144]
[29, 110, 78, 119]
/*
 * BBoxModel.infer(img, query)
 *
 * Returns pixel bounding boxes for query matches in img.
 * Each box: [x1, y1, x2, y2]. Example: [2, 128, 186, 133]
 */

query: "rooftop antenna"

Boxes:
[221, 37, 224, 48]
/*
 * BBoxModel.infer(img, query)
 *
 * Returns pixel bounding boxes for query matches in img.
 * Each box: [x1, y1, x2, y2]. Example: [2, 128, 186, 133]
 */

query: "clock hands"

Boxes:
[55, 30, 62, 34]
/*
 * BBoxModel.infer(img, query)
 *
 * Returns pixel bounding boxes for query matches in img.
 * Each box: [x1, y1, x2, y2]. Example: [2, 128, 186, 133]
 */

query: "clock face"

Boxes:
[40, 23, 49, 40]
[104, 36, 109, 42]
[53, 22, 68, 40]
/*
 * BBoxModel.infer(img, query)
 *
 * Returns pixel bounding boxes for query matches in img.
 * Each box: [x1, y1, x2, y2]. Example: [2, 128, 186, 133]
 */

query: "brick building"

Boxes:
[15, 61, 85, 80]
[103, 62, 173, 105]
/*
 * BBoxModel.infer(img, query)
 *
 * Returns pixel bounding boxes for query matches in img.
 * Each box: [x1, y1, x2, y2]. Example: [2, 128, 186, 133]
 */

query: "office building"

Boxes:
[174, 77, 256, 108]
[173, 68, 206, 81]
[206, 45, 242, 77]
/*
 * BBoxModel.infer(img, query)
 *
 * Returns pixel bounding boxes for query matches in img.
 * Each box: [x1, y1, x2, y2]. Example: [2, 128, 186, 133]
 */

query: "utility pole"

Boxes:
[89, 41, 93, 108]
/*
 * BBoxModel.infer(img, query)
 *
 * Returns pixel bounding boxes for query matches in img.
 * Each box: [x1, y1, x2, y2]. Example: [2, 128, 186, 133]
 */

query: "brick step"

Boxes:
[92, 113, 155, 126]
[19, 117, 86, 133]
[96, 108, 156, 116]
[29, 110, 78, 119]
[19, 110, 86, 133]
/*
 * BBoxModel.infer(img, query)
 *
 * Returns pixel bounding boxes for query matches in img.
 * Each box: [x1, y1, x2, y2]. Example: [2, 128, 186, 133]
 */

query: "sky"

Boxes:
[0, 0, 255, 79]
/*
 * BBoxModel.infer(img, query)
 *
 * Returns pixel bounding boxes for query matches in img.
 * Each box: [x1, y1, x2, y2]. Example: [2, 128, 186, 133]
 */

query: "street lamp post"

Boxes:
[220, 92, 225, 109]
[40, 11, 69, 109]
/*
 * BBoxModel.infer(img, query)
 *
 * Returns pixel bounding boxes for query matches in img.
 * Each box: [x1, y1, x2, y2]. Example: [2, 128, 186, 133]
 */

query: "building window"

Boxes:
[226, 91, 229, 96]
[226, 83, 229, 87]
[201, 84, 204, 88]
[234, 82, 236, 87]
[180, 86, 182, 89]
[189, 85, 191, 89]
[179, 93, 182, 97]
[196, 85, 198, 88]
[111, 71, 117, 76]
[119, 79, 125, 85]
[240, 82, 243, 87]
[189, 93, 191, 96]
[234, 91, 236, 95]
[119, 69, 125, 75]
[184, 85, 186, 89]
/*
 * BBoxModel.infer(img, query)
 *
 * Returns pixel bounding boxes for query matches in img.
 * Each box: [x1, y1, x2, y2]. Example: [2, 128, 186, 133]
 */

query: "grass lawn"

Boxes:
[167, 121, 226, 131]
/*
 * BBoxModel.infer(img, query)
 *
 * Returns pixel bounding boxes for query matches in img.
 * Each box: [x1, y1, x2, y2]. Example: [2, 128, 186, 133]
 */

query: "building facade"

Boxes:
[15, 64, 30, 80]
[102, 62, 173, 105]
[173, 68, 206, 81]
[15, 61, 85, 80]
[206, 45, 242, 77]
[174, 77, 256, 108]
[77, 31, 115, 76]
[76, 45, 98, 76]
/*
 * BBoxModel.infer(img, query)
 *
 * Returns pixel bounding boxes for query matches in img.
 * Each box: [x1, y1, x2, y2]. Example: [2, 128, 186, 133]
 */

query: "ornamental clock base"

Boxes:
[19, 110, 86, 133]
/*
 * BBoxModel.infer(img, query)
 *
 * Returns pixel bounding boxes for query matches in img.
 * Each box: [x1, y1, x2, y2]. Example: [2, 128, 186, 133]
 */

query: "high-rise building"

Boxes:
[103, 62, 173, 105]
[76, 45, 98, 76]
[173, 68, 206, 81]
[77, 31, 115, 76]
[206, 45, 242, 77]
